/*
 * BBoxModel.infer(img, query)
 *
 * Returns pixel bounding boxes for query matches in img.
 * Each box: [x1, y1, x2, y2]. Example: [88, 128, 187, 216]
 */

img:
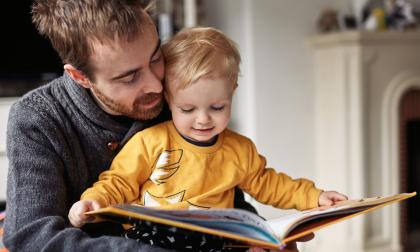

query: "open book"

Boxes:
[87, 192, 416, 249]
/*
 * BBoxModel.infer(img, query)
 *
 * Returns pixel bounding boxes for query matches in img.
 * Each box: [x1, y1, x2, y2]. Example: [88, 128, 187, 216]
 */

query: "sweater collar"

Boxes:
[61, 72, 171, 146]
[62, 72, 131, 134]
[166, 121, 224, 154]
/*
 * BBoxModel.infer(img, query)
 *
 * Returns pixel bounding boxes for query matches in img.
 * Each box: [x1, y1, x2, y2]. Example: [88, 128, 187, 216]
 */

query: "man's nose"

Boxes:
[143, 69, 163, 94]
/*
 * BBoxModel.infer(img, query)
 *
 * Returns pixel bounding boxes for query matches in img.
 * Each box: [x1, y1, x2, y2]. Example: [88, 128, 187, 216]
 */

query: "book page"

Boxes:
[266, 192, 416, 240]
[267, 206, 350, 239]
[119, 205, 271, 229]
[113, 205, 280, 243]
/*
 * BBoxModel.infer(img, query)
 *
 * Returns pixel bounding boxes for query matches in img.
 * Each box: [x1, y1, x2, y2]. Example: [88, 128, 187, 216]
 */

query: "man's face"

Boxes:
[87, 21, 164, 120]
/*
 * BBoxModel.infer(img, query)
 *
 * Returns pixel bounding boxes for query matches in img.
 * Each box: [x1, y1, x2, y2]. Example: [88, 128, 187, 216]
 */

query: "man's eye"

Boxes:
[121, 72, 138, 84]
[151, 55, 162, 64]
[181, 108, 194, 113]
[211, 106, 225, 111]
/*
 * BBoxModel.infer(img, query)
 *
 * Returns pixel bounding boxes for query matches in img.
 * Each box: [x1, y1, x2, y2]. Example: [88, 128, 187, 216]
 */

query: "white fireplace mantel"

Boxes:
[308, 31, 420, 252]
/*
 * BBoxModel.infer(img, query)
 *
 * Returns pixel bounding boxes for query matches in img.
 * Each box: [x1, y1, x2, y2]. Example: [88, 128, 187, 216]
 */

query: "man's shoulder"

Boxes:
[8, 76, 71, 129]
[13, 76, 66, 115]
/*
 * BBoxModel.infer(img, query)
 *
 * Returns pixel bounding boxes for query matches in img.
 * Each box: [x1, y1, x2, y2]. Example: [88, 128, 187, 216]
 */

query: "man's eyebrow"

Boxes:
[150, 39, 162, 59]
[110, 39, 161, 82]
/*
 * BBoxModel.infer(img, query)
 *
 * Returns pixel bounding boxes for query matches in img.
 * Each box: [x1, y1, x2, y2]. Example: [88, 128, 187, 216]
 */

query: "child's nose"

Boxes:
[197, 112, 211, 125]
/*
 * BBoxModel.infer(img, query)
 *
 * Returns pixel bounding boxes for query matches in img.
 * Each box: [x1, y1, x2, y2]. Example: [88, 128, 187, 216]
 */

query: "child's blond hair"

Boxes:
[162, 27, 240, 90]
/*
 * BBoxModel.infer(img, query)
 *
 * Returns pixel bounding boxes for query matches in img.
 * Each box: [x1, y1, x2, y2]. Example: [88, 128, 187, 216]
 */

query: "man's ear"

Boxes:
[64, 64, 91, 88]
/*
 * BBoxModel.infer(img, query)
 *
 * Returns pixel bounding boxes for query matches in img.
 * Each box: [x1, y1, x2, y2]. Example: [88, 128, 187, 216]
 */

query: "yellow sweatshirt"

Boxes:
[82, 121, 322, 211]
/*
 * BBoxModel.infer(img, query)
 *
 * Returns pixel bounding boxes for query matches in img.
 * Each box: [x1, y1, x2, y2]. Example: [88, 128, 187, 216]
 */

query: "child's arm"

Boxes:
[68, 200, 101, 227]
[80, 132, 152, 207]
[239, 138, 347, 210]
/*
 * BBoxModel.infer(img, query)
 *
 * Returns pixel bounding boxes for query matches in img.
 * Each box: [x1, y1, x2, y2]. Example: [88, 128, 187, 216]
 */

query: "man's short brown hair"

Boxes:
[32, 0, 155, 79]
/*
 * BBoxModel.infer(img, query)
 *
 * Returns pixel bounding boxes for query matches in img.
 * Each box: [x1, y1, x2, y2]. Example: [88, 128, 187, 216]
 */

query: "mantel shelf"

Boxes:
[309, 30, 420, 47]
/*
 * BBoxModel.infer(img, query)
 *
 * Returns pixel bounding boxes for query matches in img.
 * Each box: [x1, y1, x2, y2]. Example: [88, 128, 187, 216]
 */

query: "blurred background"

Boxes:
[0, 0, 419, 251]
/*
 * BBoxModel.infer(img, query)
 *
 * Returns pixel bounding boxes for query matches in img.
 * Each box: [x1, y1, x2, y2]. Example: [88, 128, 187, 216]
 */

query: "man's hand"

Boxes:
[247, 233, 315, 252]
[318, 191, 348, 206]
[68, 199, 101, 227]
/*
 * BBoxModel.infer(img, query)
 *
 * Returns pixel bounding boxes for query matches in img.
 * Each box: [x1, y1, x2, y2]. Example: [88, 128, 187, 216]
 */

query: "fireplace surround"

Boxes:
[310, 31, 420, 252]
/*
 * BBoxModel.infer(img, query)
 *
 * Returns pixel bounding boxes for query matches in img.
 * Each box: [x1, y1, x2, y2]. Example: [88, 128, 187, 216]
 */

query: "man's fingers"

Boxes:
[247, 247, 266, 252]
[280, 242, 297, 251]
[296, 232, 315, 242]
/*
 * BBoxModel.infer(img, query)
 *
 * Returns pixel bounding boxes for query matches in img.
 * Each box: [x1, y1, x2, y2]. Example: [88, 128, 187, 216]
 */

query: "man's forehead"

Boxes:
[89, 28, 159, 72]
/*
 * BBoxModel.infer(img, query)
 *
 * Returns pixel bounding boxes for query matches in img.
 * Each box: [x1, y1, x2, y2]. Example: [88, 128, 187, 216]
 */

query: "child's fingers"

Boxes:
[90, 200, 102, 211]
[319, 191, 348, 206]
[68, 200, 98, 227]
[329, 191, 348, 201]
[323, 198, 334, 206]
[69, 212, 84, 227]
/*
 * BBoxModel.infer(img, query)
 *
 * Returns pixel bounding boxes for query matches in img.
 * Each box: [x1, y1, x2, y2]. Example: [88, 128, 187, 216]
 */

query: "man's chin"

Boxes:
[130, 102, 163, 121]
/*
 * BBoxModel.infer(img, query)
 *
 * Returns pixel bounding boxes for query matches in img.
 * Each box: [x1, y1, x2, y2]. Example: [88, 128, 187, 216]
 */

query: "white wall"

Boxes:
[204, 0, 351, 219]
[0, 98, 17, 202]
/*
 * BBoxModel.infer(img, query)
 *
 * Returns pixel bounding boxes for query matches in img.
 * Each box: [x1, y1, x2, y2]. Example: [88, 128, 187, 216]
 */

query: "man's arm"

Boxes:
[3, 102, 172, 252]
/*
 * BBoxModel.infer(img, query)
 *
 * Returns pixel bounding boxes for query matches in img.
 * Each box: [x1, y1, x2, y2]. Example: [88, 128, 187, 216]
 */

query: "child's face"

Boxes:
[166, 77, 235, 143]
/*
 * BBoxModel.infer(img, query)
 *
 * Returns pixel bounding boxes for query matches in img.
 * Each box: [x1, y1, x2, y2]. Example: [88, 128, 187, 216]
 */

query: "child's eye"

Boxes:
[181, 108, 194, 113]
[211, 105, 225, 111]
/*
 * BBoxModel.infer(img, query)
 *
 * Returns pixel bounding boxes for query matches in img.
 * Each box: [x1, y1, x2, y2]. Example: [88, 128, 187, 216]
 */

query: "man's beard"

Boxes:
[91, 85, 164, 121]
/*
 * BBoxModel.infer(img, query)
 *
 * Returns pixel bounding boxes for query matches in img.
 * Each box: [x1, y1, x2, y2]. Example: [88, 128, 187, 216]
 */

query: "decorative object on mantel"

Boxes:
[364, 7, 387, 31]
[385, 0, 417, 30]
[362, 0, 417, 31]
[317, 9, 340, 33]
[316, 9, 359, 33]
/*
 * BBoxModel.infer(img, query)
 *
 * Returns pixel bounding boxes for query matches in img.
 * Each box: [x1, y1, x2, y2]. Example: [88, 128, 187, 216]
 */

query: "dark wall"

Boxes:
[0, 1, 62, 79]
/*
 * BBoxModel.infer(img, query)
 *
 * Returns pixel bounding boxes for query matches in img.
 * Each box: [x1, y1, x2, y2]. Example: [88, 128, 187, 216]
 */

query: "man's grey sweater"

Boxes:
[4, 73, 173, 251]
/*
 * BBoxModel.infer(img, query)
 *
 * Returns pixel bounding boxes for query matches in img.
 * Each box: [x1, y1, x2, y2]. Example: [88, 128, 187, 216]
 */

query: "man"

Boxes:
[3, 0, 257, 251]
[4, 0, 308, 251]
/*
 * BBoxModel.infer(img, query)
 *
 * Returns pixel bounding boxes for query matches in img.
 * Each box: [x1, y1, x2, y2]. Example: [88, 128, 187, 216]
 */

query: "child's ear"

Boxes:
[64, 64, 92, 89]
[232, 83, 238, 93]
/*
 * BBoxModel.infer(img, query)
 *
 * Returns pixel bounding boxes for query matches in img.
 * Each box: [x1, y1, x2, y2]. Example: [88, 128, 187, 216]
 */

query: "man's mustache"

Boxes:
[137, 92, 163, 105]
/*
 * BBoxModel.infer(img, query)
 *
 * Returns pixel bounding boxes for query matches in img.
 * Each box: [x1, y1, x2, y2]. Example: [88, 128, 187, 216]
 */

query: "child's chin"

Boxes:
[192, 135, 214, 143]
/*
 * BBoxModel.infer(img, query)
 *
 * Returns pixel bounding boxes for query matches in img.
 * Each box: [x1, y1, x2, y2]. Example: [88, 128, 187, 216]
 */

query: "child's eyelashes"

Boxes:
[180, 108, 194, 113]
[211, 105, 225, 111]
[179, 106, 225, 113]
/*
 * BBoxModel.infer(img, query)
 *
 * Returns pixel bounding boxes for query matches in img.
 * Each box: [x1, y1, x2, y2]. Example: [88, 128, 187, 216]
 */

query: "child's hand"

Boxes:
[68, 200, 101, 227]
[318, 191, 348, 206]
